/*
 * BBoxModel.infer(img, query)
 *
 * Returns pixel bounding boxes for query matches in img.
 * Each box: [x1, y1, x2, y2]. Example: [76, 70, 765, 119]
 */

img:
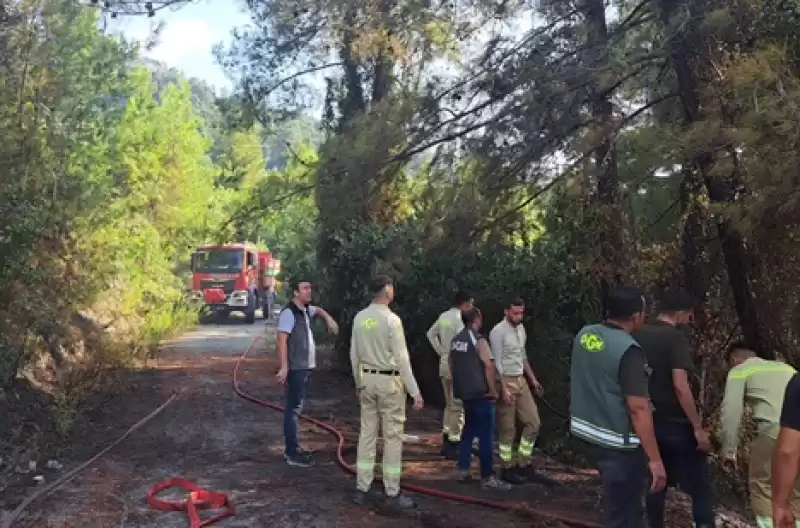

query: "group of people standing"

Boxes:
[571, 286, 800, 528]
[271, 275, 800, 527]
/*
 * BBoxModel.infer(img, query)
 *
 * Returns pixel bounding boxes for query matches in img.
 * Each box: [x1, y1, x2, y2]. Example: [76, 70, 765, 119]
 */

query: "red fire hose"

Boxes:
[234, 335, 601, 528]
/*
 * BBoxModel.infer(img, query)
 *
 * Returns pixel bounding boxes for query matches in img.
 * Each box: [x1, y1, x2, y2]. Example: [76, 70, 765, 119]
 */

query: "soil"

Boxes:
[0, 316, 754, 527]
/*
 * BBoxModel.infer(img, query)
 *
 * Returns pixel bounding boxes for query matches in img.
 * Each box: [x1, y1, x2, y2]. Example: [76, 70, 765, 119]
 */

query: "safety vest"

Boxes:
[570, 323, 643, 449]
[450, 328, 488, 401]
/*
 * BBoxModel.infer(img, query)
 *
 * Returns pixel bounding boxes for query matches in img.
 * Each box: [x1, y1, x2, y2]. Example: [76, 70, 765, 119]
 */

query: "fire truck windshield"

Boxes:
[193, 249, 244, 273]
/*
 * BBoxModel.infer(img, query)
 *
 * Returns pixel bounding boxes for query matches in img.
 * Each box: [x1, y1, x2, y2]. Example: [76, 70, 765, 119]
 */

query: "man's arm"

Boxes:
[477, 338, 497, 397]
[275, 310, 295, 371]
[426, 320, 445, 357]
[488, 328, 505, 377]
[350, 329, 361, 389]
[670, 333, 703, 430]
[718, 369, 747, 460]
[773, 375, 800, 512]
[388, 315, 421, 398]
[619, 346, 661, 465]
[523, 359, 538, 386]
[312, 306, 339, 334]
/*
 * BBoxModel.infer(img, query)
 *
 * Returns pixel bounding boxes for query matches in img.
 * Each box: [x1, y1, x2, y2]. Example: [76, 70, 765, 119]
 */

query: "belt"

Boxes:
[363, 368, 399, 376]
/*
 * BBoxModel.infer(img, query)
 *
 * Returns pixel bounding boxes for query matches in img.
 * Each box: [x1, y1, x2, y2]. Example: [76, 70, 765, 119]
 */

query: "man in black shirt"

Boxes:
[772, 373, 800, 527]
[632, 289, 714, 528]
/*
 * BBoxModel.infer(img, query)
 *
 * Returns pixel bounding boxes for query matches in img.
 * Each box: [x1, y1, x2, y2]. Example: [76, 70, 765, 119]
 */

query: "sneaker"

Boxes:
[501, 467, 526, 485]
[386, 493, 417, 510]
[456, 468, 471, 483]
[353, 489, 368, 506]
[284, 451, 314, 467]
[481, 474, 512, 491]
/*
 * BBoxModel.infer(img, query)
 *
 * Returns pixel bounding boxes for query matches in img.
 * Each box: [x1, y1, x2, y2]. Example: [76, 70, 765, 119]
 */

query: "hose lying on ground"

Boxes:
[234, 334, 602, 528]
[2, 390, 182, 528]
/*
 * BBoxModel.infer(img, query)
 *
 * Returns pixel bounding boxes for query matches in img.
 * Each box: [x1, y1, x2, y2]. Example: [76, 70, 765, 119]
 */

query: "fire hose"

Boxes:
[233, 335, 601, 528]
[3, 333, 600, 528]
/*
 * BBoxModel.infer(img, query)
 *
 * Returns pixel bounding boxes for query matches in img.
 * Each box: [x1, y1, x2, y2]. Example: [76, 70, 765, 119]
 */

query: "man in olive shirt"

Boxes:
[632, 289, 714, 528]
[489, 297, 543, 485]
[351, 275, 424, 510]
[426, 290, 474, 459]
[720, 342, 797, 527]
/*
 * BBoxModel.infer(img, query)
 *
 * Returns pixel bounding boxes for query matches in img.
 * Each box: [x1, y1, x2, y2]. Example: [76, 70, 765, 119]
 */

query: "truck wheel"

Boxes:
[244, 292, 256, 324]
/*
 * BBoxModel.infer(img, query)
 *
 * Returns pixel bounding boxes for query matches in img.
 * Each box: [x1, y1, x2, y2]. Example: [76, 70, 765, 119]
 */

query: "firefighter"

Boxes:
[772, 372, 800, 528]
[488, 297, 543, 485]
[719, 341, 797, 528]
[350, 275, 424, 510]
[450, 306, 511, 490]
[570, 285, 666, 528]
[426, 290, 474, 460]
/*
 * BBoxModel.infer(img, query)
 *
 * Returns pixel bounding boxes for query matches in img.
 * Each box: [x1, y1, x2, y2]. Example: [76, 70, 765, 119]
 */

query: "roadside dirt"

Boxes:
[1, 317, 753, 527]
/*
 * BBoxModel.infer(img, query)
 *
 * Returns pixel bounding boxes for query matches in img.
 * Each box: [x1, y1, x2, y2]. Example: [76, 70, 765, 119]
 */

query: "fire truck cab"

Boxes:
[190, 242, 267, 324]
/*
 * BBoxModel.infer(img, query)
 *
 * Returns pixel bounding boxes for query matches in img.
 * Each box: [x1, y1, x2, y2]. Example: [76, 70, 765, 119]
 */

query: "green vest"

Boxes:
[570, 323, 642, 450]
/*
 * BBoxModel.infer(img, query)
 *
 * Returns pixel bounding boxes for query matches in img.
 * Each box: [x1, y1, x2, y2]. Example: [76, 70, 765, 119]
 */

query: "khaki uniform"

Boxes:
[719, 357, 798, 526]
[489, 319, 541, 469]
[351, 303, 420, 497]
[426, 307, 465, 442]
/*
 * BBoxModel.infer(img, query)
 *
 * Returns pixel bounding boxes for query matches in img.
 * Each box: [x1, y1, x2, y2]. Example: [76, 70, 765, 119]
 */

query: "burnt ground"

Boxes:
[1, 318, 753, 528]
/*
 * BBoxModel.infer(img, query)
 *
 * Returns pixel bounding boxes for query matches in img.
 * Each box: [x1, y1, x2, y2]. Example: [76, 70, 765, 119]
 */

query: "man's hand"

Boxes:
[531, 377, 543, 396]
[693, 428, 712, 453]
[648, 459, 667, 493]
[276, 366, 288, 385]
[722, 456, 737, 474]
[326, 319, 339, 336]
[412, 394, 424, 411]
[774, 502, 796, 528]
[486, 388, 499, 401]
[502, 388, 515, 405]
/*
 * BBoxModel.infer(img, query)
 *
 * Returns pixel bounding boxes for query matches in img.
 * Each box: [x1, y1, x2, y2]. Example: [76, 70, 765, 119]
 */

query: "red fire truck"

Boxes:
[189, 242, 276, 324]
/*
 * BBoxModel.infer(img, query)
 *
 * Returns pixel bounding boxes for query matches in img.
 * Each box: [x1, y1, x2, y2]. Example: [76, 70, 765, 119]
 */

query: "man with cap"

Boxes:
[351, 275, 424, 509]
[570, 285, 666, 527]
[426, 290, 474, 459]
[632, 289, 714, 528]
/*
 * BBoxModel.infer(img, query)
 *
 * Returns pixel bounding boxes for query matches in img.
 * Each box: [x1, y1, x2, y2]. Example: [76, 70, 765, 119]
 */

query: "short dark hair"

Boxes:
[506, 297, 525, 309]
[605, 286, 645, 319]
[725, 340, 754, 362]
[658, 289, 694, 314]
[462, 306, 482, 326]
[289, 277, 311, 293]
[369, 274, 394, 295]
[454, 290, 473, 306]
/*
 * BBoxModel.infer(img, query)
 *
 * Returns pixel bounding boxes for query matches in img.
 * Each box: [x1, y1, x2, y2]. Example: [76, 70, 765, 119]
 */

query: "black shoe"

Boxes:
[501, 467, 526, 485]
[353, 489, 368, 505]
[284, 451, 314, 467]
[386, 493, 417, 510]
[441, 439, 459, 460]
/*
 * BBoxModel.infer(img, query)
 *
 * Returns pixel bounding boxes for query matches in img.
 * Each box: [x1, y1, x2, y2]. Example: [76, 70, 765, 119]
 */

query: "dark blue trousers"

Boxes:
[457, 398, 495, 478]
[284, 369, 310, 455]
[646, 421, 715, 528]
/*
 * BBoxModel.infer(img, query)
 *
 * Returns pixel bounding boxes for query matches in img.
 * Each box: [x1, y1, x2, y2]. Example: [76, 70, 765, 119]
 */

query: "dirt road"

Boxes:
[1, 317, 750, 527]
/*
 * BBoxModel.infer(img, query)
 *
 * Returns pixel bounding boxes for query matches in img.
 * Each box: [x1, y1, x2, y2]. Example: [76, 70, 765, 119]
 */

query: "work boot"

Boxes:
[456, 468, 471, 483]
[441, 439, 459, 460]
[520, 465, 552, 486]
[481, 474, 512, 491]
[501, 467, 526, 485]
[386, 493, 417, 510]
[284, 450, 314, 468]
[353, 489, 369, 506]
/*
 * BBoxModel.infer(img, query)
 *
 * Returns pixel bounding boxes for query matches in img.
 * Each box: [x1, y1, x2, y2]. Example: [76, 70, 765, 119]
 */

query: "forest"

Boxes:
[2, 0, 800, 502]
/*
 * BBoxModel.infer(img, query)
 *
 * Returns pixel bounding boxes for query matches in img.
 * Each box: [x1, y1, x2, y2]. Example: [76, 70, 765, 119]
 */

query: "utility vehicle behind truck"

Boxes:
[189, 242, 273, 324]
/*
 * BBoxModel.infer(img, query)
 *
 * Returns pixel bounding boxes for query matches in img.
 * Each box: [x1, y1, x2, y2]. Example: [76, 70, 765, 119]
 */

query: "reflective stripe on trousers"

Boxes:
[356, 373, 407, 497]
